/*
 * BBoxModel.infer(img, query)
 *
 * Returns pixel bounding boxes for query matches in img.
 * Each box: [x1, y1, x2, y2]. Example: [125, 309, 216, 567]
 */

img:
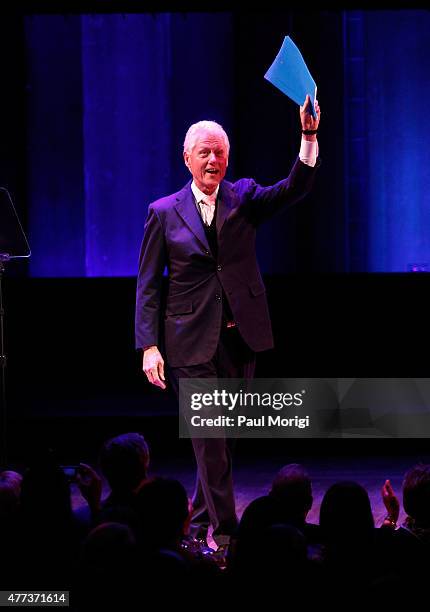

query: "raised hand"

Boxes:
[300, 94, 320, 133]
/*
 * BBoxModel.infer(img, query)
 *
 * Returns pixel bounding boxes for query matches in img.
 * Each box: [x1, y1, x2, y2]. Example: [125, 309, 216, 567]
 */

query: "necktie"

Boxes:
[200, 197, 215, 226]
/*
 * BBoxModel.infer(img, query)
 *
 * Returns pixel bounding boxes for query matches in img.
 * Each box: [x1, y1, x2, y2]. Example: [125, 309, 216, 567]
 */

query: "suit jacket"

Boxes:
[135, 156, 319, 367]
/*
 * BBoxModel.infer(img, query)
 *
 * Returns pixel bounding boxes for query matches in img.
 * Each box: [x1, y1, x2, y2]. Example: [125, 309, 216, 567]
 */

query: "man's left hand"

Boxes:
[300, 94, 320, 136]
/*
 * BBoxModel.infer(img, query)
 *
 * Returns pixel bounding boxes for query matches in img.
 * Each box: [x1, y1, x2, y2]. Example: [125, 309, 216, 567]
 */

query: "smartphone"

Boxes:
[60, 465, 80, 482]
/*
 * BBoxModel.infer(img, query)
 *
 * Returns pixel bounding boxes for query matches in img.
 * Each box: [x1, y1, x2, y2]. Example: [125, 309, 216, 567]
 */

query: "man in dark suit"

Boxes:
[135, 95, 320, 548]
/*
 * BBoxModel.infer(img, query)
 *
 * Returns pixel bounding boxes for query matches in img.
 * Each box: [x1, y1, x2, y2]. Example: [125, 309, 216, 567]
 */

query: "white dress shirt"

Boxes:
[299, 136, 318, 167]
[191, 182, 219, 226]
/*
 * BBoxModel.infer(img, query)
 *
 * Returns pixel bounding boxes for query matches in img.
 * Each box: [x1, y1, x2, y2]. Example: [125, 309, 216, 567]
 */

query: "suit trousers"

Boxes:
[168, 324, 256, 546]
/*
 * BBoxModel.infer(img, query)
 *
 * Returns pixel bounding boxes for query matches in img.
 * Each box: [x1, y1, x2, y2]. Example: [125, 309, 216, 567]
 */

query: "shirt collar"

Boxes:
[191, 181, 219, 205]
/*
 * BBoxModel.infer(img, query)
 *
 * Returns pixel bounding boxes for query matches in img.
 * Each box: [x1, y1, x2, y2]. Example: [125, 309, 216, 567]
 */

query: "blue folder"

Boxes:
[264, 36, 317, 119]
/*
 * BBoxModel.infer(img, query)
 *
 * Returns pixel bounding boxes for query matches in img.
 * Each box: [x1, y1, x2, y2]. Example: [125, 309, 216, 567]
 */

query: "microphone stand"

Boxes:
[0, 254, 9, 468]
[0, 188, 31, 468]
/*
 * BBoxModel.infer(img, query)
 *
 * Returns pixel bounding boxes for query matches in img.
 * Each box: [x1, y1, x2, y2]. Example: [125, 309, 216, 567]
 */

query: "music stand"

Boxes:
[0, 187, 31, 468]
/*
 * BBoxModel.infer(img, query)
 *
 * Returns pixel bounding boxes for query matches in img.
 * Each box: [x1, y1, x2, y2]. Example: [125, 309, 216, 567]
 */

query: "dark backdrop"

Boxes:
[1, 7, 430, 457]
[2, 9, 430, 276]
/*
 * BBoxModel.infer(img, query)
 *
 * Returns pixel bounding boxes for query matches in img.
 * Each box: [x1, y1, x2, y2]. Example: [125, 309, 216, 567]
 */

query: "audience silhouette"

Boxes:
[1, 439, 429, 606]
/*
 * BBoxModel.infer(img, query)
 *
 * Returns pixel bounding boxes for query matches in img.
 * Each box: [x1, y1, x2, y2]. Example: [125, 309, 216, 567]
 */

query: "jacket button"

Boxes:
[217, 264, 222, 271]
[215, 294, 221, 301]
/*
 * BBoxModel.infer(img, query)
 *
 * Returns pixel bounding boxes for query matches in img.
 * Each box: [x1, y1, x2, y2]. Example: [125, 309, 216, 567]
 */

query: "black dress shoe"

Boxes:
[212, 543, 229, 569]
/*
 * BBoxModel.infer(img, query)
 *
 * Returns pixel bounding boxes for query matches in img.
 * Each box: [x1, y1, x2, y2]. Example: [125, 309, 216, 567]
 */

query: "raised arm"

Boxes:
[238, 94, 321, 225]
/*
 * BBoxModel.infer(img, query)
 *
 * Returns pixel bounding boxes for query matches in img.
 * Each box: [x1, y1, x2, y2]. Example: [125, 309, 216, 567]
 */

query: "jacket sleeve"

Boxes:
[135, 204, 167, 350]
[238, 156, 320, 226]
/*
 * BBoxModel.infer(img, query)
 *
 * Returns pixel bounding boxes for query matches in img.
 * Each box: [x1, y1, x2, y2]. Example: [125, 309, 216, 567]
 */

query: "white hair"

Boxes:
[183, 120, 230, 156]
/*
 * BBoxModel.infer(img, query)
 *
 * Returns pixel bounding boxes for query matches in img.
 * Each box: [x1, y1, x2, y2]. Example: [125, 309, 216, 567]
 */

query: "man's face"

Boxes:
[183, 130, 228, 195]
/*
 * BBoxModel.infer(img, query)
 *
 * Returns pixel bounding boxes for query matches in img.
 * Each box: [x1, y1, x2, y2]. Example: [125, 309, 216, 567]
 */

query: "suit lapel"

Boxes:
[174, 183, 210, 252]
[216, 181, 236, 235]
